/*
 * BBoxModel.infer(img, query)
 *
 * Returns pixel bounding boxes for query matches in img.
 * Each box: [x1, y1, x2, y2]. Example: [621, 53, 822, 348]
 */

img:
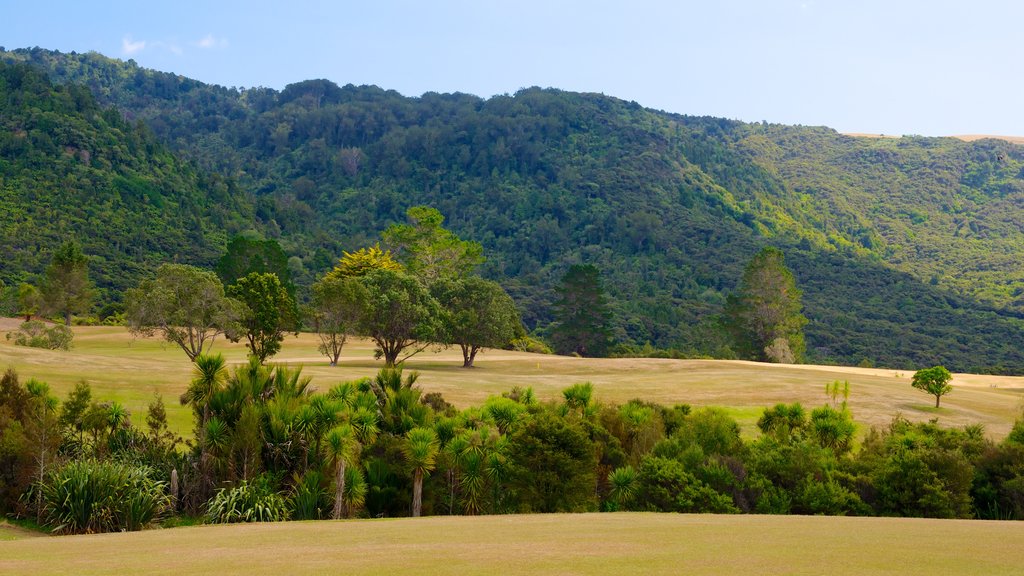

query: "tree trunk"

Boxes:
[63, 311, 71, 326]
[332, 459, 347, 520]
[412, 469, 423, 517]
[935, 395, 941, 408]
[461, 344, 472, 368]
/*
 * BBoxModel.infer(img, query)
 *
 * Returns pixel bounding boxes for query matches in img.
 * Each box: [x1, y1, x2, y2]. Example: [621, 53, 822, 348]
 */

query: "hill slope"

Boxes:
[3, 48, 1024, 371]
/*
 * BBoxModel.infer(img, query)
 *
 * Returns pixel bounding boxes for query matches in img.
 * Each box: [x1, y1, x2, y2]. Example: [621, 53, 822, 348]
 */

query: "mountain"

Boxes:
[3, 47, 1024, 373]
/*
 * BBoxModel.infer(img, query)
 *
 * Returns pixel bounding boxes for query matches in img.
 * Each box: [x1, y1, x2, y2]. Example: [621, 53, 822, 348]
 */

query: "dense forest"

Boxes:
[3, 47, 1024, 371]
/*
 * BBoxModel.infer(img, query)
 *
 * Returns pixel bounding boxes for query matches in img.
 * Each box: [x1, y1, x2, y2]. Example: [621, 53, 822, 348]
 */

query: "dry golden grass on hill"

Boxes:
[1, 322, 1022, 438]
[2, 513, 1024, 575]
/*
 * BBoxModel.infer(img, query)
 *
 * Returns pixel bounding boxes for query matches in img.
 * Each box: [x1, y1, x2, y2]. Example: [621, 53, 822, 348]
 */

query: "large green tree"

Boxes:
[432, 277, 524, 367]
[41, 241, 93, 325]
[125, 264, 243, 362]
[550, 264, 613, 357]
[725, 247, 807, 363]
[382, 206, 484, 283]
[356, 269, 446, 367]
[227, 272, 298, 363]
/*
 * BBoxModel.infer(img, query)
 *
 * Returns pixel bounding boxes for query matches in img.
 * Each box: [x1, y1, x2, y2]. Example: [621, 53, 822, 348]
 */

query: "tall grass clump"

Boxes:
[39, 459, 169, 534]
[206, 475, 290, 523]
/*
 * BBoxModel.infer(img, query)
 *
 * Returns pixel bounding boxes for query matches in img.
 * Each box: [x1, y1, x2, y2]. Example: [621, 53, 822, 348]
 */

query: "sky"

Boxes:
[4, 0, 1023, 136]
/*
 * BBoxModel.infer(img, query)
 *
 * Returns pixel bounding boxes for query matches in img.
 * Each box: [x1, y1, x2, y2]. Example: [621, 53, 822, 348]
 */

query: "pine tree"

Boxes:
[551, 264, 613, 357]
[725, 247, 807, 363]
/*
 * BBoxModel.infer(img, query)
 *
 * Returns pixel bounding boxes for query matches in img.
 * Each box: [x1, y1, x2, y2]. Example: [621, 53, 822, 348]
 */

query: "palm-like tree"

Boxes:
[403, 426, 439, 517]
[183, 354, 228, 425]
[326, 424, 360, 519]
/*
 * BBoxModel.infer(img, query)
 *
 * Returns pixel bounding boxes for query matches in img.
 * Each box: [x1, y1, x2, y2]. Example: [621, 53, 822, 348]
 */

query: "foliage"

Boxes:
[911, 366, 953, 408]
[309, 275, 368, 366]
[355, 269, 446, 366]
[125, 264, 243, 361]
[39, 459, 169, 534]
[227, 272, 298, 363]
[432, 276, 524, 367]
[508, 409, 597, 513]
[7, 320, 73, 350]
[205, 475, 290, 523]
[15, 283, 41, 321]
[325, 244, 403, 279]
[40, 241, 93, 325]
[382, 206, 484, 283]
[725, 247, 807, 363]
[216, 236, 294, 295]
[551, 264, 613, 357]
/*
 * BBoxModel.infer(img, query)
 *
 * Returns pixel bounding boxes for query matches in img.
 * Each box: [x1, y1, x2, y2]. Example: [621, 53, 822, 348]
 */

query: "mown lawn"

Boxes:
[2, 513, 1023, 575]
[1, 323, 1023, 439]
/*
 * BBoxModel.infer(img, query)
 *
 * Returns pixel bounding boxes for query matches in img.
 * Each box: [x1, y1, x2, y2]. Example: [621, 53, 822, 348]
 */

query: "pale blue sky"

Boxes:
[4, 0, 1022, 136]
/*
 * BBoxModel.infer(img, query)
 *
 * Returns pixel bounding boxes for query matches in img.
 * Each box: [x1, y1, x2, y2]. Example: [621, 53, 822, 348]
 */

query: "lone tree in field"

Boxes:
[41, 241, 93, 326]
[227, 272, 299, 363]
[912, 365, 953, 408]
[309, 275, 369, 366]
[432, 276, 524, 367]
[551, 264, 613, 357]
[725, 247, 807, 363]
[125, 264, 243, 362]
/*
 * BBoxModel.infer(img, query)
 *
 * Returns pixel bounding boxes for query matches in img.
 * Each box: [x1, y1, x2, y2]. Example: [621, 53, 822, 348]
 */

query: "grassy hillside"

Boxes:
[2, 321, 1021, 439]
[4, 48, 1024, 371]
[3, 513, 1024, 575]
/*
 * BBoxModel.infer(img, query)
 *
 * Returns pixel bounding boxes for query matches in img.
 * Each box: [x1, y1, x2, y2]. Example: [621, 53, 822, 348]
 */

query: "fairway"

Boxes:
[1, 321, 1023, 438]
[2, 512, 1023, 575]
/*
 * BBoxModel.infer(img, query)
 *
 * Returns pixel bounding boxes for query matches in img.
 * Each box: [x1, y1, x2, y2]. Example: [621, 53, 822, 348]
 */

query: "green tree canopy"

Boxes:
[325, 244, 403, 280]
[550, 264, 613, 357]
[41, 241, 93, 325]
[432, 276, 524, 367]
[310, 275, 369, 366]
[125, 264, 243, 362]
[725, 247, 807, 363]
[912, 365, 953, 408]
[355, 269, 445, 367]
[216, 236, 294, 295]
[16, 283, 42, 322]
[227, 272, 298, 363]
[382, 206, 484, 283]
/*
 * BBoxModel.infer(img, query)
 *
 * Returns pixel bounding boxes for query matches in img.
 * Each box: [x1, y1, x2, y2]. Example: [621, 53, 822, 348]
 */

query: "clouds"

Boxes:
[121, 36, 146, 56]
[120, 34, 227, 57]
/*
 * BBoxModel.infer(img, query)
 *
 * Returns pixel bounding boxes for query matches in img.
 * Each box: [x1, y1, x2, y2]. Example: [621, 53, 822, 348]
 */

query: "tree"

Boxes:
[216, 235, 294, 295]
[432, 277, 524, 367]
[16, 283, 42, 322]
[40, 241, 93, 325]
[550, 264, 613, 357]
[725, 247, 807, 363]
[356, 269, 445, 367]
[310, 276, 369, 366]
[325, 244, 403, 280]
[382, 206, 484, 283]
[402, 426, 439, 517]
[125, 264, 243, 362]
[912, 365, 953, 408]
[325, 424, 360, 519]
[227, 272, 299, 363]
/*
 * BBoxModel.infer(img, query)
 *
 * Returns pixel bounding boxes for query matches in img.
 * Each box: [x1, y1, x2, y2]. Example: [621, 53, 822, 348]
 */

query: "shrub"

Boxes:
[7, 321, 73, 350]
[40, 459, 169, 534]
[206, 475, 289, 523]
[289, 470, 330, 520]
[509, 336, 552, 355]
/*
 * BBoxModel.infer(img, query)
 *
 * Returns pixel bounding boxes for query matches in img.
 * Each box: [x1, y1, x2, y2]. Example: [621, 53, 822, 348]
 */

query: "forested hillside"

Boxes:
[3, 47, 1024, 371]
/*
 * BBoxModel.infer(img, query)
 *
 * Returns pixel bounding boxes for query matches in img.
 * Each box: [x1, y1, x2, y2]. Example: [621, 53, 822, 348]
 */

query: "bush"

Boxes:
[509, 336, 553, 355]
[7, 321, 73, 350]
[40, 459, 169, 534]
[206, 475, 290, 523]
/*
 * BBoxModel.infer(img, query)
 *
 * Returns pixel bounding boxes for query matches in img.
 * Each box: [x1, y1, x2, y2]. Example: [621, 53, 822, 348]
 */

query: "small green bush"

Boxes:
[206, 475, 290, 523]
[7, 320, 73, 350]
[509, 336, 552, 355]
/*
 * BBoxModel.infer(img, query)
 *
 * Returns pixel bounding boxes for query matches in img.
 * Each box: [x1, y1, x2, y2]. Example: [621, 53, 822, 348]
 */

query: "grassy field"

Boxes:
[1, 321, 1023, 438]
[2, 512, 1024, 575]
